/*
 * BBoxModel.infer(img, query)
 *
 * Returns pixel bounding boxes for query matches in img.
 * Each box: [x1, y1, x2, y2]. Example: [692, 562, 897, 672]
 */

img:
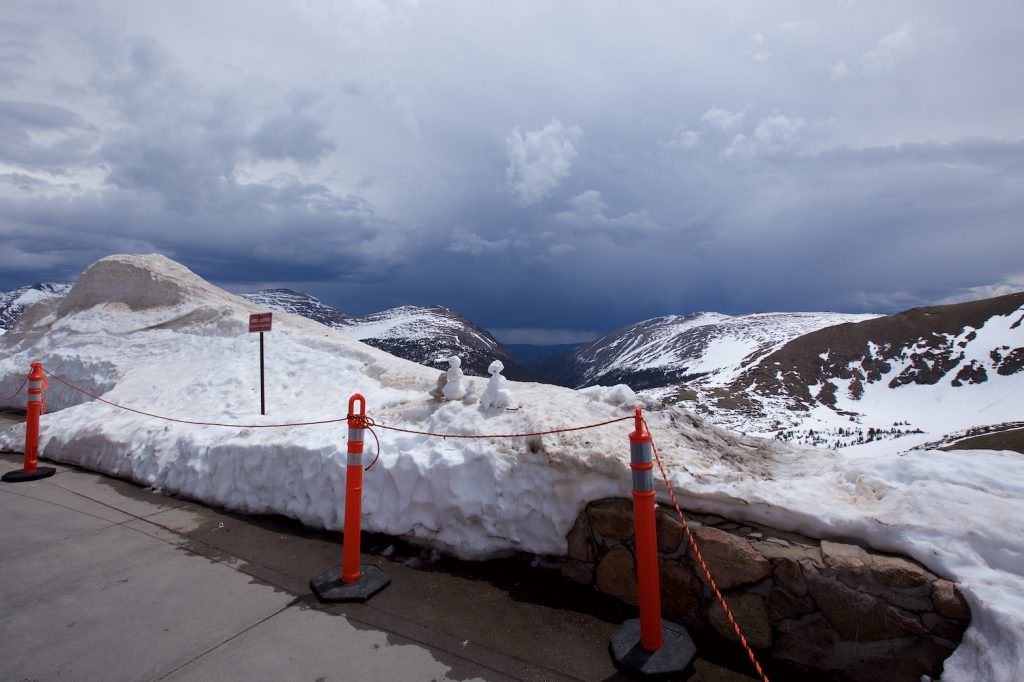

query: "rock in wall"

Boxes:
[562, 498, 969, 682]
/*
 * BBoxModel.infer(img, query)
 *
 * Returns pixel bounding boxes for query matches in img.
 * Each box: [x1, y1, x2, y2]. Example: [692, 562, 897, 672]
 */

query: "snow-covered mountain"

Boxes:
[0, 283, 73, 335]
[345, 305, 523, 378]
[565, 311, 880, 389]
[2, 283, 518, 379]
[670, 293, 1024, 452]
[237, 289, 521, 378]
[239, 288, 353, 328]
[546, 296, 1022, 454]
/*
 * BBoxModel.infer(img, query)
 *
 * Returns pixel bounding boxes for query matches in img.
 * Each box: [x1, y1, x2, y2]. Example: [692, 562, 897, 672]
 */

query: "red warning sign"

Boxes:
[249, 313, 273, 333]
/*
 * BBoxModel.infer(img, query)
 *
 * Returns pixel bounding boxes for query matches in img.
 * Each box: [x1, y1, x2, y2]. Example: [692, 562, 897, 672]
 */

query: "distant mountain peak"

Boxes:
[0, 282, 73, 334]
[238, 290, 523, 378]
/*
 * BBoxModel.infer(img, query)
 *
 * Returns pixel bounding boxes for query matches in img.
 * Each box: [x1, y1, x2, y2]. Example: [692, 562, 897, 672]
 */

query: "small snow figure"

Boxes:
[480, 359, 514, 409]
[442, 356, 466, 400]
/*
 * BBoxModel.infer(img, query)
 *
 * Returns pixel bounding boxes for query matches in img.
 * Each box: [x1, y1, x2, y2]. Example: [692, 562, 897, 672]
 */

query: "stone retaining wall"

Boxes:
[561, 498, 969, 681]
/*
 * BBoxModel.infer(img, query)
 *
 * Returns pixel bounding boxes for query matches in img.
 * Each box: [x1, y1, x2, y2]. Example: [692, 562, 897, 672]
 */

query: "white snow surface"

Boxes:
[1, 254, 1022, 680]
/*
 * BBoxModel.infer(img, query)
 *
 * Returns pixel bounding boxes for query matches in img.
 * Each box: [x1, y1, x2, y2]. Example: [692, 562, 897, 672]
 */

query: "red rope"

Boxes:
[41, 369, 633, 438]
[1, 374, 29, 401]
[43, 369, 346, 428]
[37, 366, 767, 677]
[645, 417, 770, 682]
[363, 414, 634, 440]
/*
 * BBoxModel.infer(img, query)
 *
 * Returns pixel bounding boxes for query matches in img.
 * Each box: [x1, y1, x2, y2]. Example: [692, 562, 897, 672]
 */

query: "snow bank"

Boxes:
[1, 254, 1022, 680]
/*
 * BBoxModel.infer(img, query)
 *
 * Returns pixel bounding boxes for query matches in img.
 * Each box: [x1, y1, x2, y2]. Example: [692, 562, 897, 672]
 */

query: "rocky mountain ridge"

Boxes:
[0, 283, 73, 335]
[737, 292, 1024, 406]
[671, 293, 1024, 451]
[564, 311, 880, 390]
[237, 290, 523, 378]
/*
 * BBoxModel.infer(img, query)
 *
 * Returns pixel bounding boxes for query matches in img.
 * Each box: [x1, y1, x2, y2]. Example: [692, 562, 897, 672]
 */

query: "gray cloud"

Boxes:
[937, 275, 1024, 305]
[0, 99, 85, 130]
[0, 0, 1022, 335]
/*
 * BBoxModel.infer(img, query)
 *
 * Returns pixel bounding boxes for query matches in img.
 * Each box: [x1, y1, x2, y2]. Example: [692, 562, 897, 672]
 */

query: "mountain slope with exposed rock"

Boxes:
[564, 311, 880, 390]
[237, 291, 522, 378]
[0, 283, 73, 335]
[671, 293, 1024, 451]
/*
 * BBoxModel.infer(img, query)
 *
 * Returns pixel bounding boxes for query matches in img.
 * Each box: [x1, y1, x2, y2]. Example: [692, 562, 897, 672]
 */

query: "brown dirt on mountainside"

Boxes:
[940, 427, 1024, 454]
[737, 291, 1024, 404]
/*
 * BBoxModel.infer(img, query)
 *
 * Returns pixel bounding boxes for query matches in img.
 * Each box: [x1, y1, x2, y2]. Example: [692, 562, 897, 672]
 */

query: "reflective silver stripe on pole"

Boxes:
[630, 440, 654, 492]
[27, 394, 41, 403]
[29, 381, 43, 390]
[348, 427, 364, 443]
[632, 468, 654, 492]
[630, 440, 652, 464]
[347, 453, 362, 467]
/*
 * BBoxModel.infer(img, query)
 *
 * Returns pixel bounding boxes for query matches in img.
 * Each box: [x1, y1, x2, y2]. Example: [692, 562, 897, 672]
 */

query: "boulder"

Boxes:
[707, 593, 772, 649]
[596, 545, 637, 605]
[922, 611, 965, 641]
[690, 526, 771, 589]
[775, 614, 840, 669]
[821, 540, 871, 578]
[660, 560, 702, 628]
[587, 499, 634, 543]
[805, 569, 926, 640]
[932, 579, 970, 621]
[566, 516, 596, 562]
[868, 553, 932, 589]
[655, 507, 684, 554]
[773, 557, 808, 597]
[768, 583, 816, 621]
[841, 637, 956, 682]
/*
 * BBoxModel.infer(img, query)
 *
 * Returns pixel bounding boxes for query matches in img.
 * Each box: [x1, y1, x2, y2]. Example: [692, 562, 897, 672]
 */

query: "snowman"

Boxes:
[480, 359, 514, 409]
[442, 356, 467, 400]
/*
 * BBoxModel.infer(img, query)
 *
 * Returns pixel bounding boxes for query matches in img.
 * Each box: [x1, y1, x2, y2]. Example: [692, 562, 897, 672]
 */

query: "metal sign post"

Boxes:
[249, 313, 273, 415]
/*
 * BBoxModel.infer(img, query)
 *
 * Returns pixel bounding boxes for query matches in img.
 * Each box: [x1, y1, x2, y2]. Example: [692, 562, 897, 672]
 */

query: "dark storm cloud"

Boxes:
[0, 99, 84, 130]
[1, 1, 1023, 340]
[251, 114, 337, 163]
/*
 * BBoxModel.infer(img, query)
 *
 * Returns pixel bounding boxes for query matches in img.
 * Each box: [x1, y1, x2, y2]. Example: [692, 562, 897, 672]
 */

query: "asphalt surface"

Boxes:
[0, 413, 758, 682]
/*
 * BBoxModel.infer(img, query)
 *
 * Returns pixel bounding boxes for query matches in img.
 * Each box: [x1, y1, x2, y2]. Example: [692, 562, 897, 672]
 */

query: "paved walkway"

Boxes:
[0, 434, 756, 681]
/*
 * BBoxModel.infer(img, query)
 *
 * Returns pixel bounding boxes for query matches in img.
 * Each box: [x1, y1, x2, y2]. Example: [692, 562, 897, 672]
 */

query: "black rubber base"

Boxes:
[310, 564, 390, 603]
[610, 618, 697, 679]
[2, 466, 56, 483]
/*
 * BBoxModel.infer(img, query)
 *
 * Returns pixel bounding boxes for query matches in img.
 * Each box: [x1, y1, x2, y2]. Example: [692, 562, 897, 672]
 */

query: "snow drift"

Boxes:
[1, 254, 1022, 680]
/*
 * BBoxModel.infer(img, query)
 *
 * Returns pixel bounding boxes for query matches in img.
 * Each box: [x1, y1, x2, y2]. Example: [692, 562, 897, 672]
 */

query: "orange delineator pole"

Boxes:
[342, 393, 366, 584]
[309, 391, 389, 603]
[24, 362, 46, 474]
[630, 405, 664, 651]
[4, 362, 56, 484]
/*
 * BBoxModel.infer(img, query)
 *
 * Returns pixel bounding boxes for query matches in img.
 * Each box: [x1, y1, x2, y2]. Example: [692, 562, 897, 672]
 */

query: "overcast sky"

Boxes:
[2, 1, 1022, 343]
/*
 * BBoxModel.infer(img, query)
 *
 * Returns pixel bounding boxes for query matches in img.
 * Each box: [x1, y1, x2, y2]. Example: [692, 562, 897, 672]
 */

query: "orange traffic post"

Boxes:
[310, 393, 390, 603]
[3, 362, 56, 483]
[342, 393, 366, 583]
[609, 405, 695, 677]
